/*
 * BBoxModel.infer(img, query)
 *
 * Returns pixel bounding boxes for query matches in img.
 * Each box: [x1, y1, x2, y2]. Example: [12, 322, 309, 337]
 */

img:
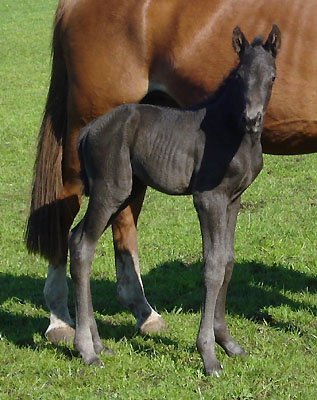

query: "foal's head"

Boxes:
[232, 25, 281, 134]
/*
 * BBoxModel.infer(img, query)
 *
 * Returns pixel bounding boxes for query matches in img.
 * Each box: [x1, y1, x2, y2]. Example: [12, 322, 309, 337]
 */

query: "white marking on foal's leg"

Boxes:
[44, 264, 75, 343]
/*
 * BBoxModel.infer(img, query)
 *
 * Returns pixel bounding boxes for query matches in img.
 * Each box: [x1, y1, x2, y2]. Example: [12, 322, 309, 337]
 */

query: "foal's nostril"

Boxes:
[256, 111, 262, 124]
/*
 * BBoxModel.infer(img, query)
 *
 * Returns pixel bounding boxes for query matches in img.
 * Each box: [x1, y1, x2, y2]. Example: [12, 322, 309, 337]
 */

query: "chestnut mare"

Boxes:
[26, 0, 317, 344]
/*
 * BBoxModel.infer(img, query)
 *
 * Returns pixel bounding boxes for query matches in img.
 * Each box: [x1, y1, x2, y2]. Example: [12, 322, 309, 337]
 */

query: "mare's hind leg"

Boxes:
[44, 264, 75, 343]
[44, 194, 81, 343]
[112, 189, 167, 333]
[214, 198, 245, 357]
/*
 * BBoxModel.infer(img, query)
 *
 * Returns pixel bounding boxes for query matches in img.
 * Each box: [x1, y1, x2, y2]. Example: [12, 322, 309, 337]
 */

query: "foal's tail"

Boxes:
[25, 5, 68, 263]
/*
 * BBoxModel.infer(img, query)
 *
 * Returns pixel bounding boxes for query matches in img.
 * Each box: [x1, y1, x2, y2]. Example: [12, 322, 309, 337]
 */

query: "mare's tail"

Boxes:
[25, 4, 68, 263]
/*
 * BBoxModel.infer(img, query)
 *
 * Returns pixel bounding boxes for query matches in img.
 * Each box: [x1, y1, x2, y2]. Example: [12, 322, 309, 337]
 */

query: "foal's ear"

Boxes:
[232, 25, 249, 55]
[264, 24, 281, 58]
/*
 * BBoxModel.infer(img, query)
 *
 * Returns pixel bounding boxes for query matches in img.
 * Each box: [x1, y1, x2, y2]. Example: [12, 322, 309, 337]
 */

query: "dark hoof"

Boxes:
[46, 326, 75, 344]
[103, 347, 115, 357]
[86, 356, 104, 368]
[138, 315, 168, 334]
[206, 369, 223, 377]
[204, 364, 223, 377]
[225, 344, 246, 358]
[93, 341, 115, 356]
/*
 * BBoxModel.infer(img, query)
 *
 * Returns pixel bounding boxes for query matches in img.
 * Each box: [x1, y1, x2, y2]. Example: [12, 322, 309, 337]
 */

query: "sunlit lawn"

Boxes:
[0, 1, 316, 399]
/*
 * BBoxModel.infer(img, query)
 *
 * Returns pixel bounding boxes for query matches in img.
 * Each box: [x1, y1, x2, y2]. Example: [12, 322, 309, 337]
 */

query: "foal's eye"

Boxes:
[271, 75, 276, 82]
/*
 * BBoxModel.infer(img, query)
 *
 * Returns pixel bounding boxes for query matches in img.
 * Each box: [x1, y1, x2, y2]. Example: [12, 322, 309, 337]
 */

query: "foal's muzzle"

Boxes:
[242, 110, 263, 134]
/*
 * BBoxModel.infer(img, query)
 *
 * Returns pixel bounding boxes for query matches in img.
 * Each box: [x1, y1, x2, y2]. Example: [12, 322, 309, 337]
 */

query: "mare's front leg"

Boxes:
[214, 197, 246, 357]
[194, 192, 228, 376]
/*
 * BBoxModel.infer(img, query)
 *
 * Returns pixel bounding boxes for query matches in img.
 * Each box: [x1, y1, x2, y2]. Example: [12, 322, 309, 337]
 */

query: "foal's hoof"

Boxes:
[138, 315, 168, 334]
[225, 343, 246, 358]
[204, 364, 223, 377]
[46, 326, 75, 344]
[86, 356, 104, 368]
[103, 347, 115, 357]
[93, 341, 115, 356]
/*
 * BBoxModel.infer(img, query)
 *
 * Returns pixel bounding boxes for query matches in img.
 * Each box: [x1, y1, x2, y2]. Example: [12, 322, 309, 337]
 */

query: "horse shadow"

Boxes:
[142, 260, 317, 330]
[0, 259, 316, 350]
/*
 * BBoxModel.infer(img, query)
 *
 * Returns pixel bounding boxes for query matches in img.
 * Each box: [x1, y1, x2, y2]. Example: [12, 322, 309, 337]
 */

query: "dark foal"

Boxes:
[69, 25, 281, 375]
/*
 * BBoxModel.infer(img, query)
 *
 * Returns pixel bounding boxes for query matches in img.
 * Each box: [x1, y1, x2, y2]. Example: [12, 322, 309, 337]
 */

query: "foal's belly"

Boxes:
[132, 161, 193, 196]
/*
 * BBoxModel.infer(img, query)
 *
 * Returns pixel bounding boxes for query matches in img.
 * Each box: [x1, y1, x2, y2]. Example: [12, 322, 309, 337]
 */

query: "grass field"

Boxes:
[0, 1, 316, 399]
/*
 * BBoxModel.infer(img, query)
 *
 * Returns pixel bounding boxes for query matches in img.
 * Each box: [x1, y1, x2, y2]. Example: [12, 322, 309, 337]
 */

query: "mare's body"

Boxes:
[69, 26, 280, 375]
[26, 0, 315, 342]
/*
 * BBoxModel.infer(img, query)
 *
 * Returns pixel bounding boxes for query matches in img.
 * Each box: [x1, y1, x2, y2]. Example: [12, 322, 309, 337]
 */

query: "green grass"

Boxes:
[0, 1, 316, 399]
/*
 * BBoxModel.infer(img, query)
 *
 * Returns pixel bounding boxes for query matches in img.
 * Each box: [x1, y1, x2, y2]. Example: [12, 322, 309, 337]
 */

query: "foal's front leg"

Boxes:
[194, 192, 228, 376]
[214, 197, 245, 357]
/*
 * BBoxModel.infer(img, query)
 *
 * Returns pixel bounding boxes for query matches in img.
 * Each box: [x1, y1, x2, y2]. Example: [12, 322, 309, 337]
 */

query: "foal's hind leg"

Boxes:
[69, 193, 121, 366]
[214, 198, 245, 357]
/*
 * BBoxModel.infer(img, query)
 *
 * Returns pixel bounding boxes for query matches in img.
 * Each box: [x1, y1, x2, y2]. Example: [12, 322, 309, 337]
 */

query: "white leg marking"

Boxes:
[44, 264, 74, 334]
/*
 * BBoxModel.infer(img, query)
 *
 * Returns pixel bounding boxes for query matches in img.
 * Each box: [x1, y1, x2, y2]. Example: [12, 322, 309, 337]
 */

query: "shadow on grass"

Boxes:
[0, 260, 316, 347]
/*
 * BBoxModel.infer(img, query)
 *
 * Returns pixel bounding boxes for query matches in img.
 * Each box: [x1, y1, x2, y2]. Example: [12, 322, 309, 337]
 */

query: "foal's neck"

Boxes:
[215, 74, 245, 120]
[201, 76, 245, 140]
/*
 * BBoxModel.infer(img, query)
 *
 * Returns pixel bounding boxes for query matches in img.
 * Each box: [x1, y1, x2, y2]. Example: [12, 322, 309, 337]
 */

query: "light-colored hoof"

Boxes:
[46, 326, 75, 344]
[138, 315, 168, 334]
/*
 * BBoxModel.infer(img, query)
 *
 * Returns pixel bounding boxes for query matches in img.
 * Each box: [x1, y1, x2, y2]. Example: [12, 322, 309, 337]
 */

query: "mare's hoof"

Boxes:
[138, 315, 168, 334]
[46, 326, 75, 344]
